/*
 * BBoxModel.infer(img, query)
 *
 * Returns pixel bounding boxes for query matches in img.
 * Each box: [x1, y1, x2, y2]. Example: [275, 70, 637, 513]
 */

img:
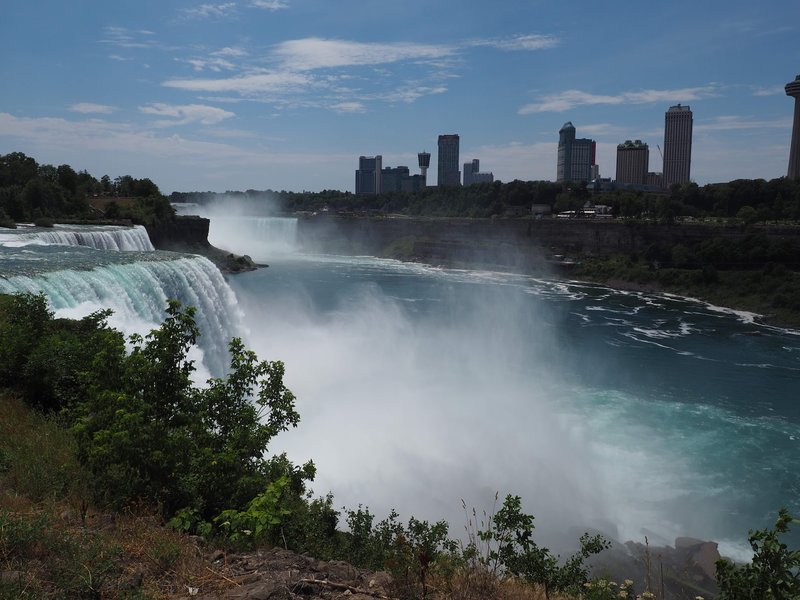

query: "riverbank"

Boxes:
[292, 215, 800, 329]
[568, 255, 800, 329]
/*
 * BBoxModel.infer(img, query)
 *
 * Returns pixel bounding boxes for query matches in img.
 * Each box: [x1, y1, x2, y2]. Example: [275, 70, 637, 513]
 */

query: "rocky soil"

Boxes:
[196, 547, 394, 600]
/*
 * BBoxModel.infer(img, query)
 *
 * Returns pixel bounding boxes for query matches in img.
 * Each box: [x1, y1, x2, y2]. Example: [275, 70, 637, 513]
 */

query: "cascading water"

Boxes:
[0, 224, 155, 251]
[0, 229, 241, 377]
[171, 202, 298, 261]
[207, 216, 299, 261]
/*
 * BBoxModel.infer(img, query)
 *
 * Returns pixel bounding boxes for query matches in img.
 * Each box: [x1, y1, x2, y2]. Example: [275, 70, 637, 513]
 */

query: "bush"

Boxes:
[466, 494, 609, 599]
[716, 508, 800, 599]
[33, 216, 54, 227]
[68, 300, 302, 521]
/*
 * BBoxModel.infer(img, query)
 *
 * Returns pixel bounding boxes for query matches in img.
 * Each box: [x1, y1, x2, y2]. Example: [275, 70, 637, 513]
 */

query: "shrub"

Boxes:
[469, 494, 609, 599]
[716, 508, 800, 599]
[33, 216, 54, 227]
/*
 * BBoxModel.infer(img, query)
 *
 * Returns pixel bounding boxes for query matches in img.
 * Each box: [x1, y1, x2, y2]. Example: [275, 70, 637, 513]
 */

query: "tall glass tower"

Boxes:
[663, 104, 693, 188]
[437, 134, 460, 187]
[557, 122, 596, 183]
[786, 75, 800, 180]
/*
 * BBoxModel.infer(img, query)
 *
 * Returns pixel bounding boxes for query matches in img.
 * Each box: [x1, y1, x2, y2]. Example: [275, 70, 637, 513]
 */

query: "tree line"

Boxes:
[172, 177, 800, 223]
[5, 150, 800, 224]
[0, 151, 171, 226]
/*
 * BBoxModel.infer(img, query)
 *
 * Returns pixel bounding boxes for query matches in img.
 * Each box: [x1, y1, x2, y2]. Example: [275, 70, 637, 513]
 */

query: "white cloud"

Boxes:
[184, 57, 237, 72]
[378, 85, 448, 104]
[694, 115, 792, 132]
[272, 38, 456, 71]
[330, 102, 366, 114]
[100, 26, 157, 49]
[213, 46, 249, 58]
[163, 71, 313, 95]
[250, 0, 289, 9]
[182, 3, 238, 19]
[752, 85, 785, 97]
[139, 103, 235, 126]
[0, 111, 356, 191]
[69, 103, 117, 115]
[519, 86, 718, 114]
[471, 34, 559, 51]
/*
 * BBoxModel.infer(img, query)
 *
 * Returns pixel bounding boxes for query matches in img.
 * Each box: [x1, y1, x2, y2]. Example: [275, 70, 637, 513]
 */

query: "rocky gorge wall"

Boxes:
[295, 215, 800, 271]
[146, 215, 211, 252]
[147, 215, 256, 273]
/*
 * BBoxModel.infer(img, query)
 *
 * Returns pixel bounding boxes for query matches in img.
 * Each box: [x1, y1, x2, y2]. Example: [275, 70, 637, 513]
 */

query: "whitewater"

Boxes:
[2, 217, 799, 561]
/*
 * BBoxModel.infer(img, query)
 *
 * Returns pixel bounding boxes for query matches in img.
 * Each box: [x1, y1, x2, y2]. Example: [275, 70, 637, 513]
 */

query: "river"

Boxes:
[2, 216, 799, 560]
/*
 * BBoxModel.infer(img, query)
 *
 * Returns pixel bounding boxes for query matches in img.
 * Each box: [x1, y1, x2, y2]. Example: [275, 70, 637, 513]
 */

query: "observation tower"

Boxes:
[787, 75, 800, 179]
[418, 151, 431, 182]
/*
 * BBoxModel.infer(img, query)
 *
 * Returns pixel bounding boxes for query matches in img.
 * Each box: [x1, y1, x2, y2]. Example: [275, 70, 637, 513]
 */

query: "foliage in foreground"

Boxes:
[4, 292, 800, 600]
[0, 293, 308, 523]
[462, 494, 609, 600]
[716, 508, 800, 600]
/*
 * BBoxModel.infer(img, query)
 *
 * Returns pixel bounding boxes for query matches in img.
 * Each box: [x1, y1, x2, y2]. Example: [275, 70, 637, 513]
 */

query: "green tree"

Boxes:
[716, 508, 800, 600]
[56, 164, 78, 195]
[70, 300, 302, 519]
[737, 205, 759, 225]
[477, 494, 609, 599]
[0, 152, 38, 187]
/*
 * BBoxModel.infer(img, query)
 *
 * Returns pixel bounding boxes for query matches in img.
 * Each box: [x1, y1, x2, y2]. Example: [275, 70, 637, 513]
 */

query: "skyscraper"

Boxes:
[437, 134, 460, 187]
[615, 140, 649, 185]
[663, 104, 693, 188]
[786, 74, 800, 180]
[557, 122, 596, 183]
[355, 155, 382, 195]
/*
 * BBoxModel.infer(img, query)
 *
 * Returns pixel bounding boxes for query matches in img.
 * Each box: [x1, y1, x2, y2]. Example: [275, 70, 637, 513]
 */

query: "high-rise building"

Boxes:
[786, 75, 800, 179]
[557, 122, 596, 183]
[663, 104, 693, 188]
[380, 166, 410, 193]
[437, 134, 460, 187]
[378, 165, 426, 193]
[615, 140, 649, 185]
[355, 155, 382, 195]
[463, 159, 494, 185]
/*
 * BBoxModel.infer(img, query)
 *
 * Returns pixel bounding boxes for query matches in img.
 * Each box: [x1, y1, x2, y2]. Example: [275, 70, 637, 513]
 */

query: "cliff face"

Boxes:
[296, 215, 800, 270]
[145, 215, 211, 252]
[146, 215, 256, 273]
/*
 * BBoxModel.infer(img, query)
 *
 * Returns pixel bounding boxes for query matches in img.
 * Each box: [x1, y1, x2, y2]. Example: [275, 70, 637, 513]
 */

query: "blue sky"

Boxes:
[1, 0, 798, 193]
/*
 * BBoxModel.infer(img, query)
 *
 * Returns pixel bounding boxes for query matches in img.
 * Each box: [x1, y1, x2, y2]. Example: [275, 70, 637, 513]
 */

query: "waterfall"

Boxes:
[0, 254, 241, 376]
[206, 216, 299, 261]
[0, 224, 155, 251]
[171, 202, 299, 260]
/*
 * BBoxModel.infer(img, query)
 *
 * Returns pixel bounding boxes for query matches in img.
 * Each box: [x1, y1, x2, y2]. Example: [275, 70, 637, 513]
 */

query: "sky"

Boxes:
[1, 0, 799, 194]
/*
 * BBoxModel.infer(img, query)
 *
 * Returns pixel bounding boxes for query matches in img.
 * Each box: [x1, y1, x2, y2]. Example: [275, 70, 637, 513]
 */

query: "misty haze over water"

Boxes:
[7, 206, 793, 562]
[183, 204, 800, 561]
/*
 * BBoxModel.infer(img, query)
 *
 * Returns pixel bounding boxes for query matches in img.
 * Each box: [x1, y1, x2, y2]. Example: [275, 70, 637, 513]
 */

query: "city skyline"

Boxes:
[1, 1, 799, 193]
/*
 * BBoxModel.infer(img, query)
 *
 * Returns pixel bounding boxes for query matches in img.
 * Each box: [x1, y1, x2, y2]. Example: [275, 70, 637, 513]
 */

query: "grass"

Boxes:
[0, 392, 230, 599]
